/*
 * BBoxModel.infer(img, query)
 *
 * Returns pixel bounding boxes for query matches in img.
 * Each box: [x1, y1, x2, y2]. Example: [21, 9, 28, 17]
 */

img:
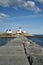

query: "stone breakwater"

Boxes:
[23, 41, 43, 65]
[0, 35, 43, 65]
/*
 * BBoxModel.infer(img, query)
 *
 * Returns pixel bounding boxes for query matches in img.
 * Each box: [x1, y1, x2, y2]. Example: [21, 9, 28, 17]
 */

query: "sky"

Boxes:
[0, 0, 43, 34]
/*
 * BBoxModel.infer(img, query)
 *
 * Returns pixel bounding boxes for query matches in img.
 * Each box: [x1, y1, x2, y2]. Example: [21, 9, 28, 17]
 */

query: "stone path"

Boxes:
[0, 36, 29, 65]
[0, 35, 43, 65]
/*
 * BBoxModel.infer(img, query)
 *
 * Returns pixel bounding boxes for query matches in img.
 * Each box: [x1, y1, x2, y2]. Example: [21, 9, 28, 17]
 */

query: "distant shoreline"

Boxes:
[0, 33, 33, 38]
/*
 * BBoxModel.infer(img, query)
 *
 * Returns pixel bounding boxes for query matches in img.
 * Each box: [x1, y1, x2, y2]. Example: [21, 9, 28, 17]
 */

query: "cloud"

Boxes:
[0, 0, 10, 7]
[0, 13, 8, 21]
[37, 0, 43, 3]
[0, 0, 41, 12]
[0, 13, 7, 17]
[23, 1, 41, 12]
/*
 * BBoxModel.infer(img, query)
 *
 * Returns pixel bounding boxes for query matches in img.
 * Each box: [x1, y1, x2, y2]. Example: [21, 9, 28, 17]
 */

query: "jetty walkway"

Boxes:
[0, 35, 43, 65]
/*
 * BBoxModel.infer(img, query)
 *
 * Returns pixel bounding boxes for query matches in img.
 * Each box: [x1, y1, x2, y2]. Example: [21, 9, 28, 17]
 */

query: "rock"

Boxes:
[32, 55, 43, 65]
[24, 40, 43, 65]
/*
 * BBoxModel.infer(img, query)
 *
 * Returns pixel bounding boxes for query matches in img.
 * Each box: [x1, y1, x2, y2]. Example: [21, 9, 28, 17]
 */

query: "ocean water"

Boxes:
[28, 35, 43, 47]
[31, 37, 43, 46]
[0, 37, 14, 46]
[0, 36, 43, 47]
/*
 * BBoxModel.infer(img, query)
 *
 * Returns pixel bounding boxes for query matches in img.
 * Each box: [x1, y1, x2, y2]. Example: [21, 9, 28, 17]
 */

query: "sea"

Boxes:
[0, 35, 43, 47]
[27, 35, 43, 47]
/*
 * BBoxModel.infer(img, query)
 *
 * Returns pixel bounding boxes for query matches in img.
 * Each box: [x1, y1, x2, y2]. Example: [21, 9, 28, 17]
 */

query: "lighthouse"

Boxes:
[17, 27, 22, 33]
[19, 27, 22, 33]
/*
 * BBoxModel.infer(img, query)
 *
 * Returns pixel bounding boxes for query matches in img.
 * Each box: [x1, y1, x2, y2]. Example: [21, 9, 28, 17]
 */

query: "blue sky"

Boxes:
[0, 0, 43, 34]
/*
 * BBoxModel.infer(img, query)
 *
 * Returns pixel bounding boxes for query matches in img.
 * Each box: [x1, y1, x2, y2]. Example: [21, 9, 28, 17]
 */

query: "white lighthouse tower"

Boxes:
[19, 27, 22, 33]
[17, 27, 22, 33]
